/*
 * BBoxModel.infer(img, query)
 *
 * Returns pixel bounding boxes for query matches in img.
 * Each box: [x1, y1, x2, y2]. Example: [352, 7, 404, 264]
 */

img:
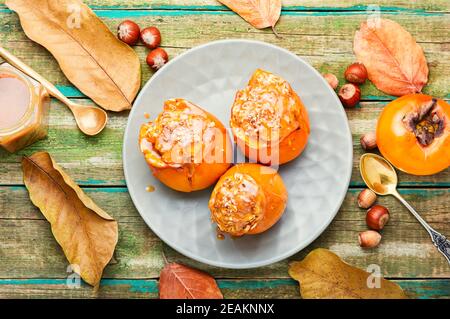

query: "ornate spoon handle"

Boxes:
[429, 229, 450, 264]
[393, 191, 450, 264]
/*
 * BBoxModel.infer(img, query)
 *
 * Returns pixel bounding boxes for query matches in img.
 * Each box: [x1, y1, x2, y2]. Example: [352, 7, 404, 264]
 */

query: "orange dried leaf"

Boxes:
[22, 152, 118, 287]
[159, 263, 223, 299]
[218, 0, 281, 31]
[353, 18, 428, 96]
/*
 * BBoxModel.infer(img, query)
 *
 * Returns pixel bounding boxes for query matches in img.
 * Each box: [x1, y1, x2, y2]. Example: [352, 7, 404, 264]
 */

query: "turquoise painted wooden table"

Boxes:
[0, 0, 449, 298]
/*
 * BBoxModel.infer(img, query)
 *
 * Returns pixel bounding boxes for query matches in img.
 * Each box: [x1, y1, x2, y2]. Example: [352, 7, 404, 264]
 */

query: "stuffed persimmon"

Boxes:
[377, 94, 450, 175]
[209, 163, 288, 237]
[139, 98, 232, 192]
[230, 69, 310, 165]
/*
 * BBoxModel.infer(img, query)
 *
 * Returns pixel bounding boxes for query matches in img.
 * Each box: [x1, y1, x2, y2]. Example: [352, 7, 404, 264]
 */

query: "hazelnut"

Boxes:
[323, 73, 339, 90]
[146, 48, 169, 70]
[360, 132, 377, 150]
[358, 189, 377, 209]
[117, 20, 141, 45]
[345, 62, 368, 84]
[358, 230, 381, 248]
[366, 205, 390, 230]
[338, 83, 361, 108]
[141, 26, 162, 49]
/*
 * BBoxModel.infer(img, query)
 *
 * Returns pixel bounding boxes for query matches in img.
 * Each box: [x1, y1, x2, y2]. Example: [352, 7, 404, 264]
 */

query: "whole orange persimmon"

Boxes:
[209, 163, 288, 237]
[377, 94, 450, 175]
[139, 98, 232, 192]
[230, 69, 310, 165]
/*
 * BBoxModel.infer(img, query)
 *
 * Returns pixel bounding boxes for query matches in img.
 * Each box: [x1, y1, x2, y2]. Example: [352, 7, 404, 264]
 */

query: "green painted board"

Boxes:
[0, 100, 447, 186]
[0, 0, 449, 299]
[0, 186, 448, 279]
[0, 9, 449, 100]
[0, 278, 448, 299]
[1, 0, 449, 12]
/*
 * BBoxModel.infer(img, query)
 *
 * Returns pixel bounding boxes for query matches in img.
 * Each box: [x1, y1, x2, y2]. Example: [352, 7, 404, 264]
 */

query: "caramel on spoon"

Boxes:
[0, 47, 107, 136]
[360, 153, 450, 264]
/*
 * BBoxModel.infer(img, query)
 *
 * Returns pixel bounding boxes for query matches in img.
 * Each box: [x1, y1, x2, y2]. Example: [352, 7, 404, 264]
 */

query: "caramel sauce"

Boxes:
[216, 233, 225, 240]
[0, 65, 50, 153]
[0, 75, 30, 129]
[230, 69, 302, 145]
[210, 172, 264, 237]
[140, 99, 220, 168]
[216, 227, 225, 240]
[361, 155, 397, 194]
[145, 185, 155, 192]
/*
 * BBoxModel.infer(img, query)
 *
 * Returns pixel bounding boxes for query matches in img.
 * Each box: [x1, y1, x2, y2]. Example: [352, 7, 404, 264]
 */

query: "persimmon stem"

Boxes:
[403, 98, 442, 146]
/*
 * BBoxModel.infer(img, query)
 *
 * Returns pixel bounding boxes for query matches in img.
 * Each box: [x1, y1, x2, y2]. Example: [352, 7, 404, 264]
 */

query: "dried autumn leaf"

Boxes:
[22, 152, 118, 287]
[353, 18, 428, 96]
[159, 263, 223, 299]
[289, 248, 407, 299]
[6, 0, 141, 111]
[217, 0, 281, 34]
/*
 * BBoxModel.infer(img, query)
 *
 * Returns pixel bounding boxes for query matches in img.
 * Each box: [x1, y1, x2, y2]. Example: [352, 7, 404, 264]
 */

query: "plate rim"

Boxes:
[123, 38, 353, 269]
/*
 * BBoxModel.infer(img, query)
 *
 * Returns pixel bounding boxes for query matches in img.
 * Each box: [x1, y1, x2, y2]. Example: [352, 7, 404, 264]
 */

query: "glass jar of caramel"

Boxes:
[0, 63, 50, 152]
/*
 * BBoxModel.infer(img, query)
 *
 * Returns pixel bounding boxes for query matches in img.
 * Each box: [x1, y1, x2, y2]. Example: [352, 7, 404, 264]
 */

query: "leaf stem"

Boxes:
[161, 248, 169, 265]
[23, 155, 67, 196]
[271, 25, 282, 38]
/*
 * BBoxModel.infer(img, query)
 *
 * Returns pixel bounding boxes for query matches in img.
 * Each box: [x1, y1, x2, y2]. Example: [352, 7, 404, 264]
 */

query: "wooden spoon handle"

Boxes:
[0, 46, 72, 106]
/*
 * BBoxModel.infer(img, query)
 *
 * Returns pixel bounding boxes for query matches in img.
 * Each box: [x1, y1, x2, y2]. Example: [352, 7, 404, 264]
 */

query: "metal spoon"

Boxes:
[0, 47, 107, 136]
[360, 153, 450, 263]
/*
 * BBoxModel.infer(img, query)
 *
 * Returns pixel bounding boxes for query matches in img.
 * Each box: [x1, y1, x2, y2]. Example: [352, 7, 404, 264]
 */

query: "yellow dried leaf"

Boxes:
[218, 0, 281, 31]
[289, 248, 407, 299]
[6, 0, 141, 111]
[22, 152, 118, 287]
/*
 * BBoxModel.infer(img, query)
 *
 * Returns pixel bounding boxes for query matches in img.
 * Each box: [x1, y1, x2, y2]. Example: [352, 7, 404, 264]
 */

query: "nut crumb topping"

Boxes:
[209, 173, 265, 236]
[140, 99, 218, 167]
[231, 69, 302, 144]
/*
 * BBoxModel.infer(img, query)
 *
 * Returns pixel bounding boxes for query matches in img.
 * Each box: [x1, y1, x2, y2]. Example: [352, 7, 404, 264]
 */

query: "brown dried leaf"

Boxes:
[217, 0, 281, 31]
[353, 18, 428, 96]
[22, 152, 118, 287]
[159, 263, 223, 299]
[6, 0, 141, 111]
[289, 248, 407, 299]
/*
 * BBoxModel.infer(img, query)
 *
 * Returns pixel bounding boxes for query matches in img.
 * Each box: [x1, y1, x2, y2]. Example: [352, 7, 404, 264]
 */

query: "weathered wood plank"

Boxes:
[0, 11, 448, 99]
[0, 0, 448, 300]
[1, 0, 449, 12]
[0, 278, 448, 299]
[346, 105, 450, 186]
[0, 186, 448, 279]
[0, 100, 447, 186]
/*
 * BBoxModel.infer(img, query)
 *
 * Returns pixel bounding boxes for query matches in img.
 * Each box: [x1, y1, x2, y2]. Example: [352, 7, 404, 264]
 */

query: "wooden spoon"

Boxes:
[0, 47, 107, 136]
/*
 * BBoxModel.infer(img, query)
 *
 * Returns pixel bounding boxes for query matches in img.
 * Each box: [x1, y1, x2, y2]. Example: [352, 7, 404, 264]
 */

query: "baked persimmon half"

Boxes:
[377, 94, 450, 175]
[209, 163, 288, 237]
[139, 98, 232, 192]
[230, 69, 310, 165]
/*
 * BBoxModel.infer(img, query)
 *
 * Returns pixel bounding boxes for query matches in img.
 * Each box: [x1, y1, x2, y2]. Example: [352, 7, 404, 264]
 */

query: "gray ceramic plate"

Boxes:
[123, 39, 352, 269]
